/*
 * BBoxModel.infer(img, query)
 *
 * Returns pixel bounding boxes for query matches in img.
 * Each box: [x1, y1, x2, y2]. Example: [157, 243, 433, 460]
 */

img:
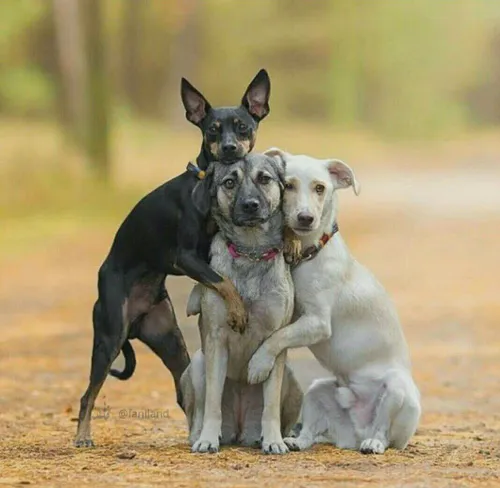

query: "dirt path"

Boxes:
[1, 169, 500, 486]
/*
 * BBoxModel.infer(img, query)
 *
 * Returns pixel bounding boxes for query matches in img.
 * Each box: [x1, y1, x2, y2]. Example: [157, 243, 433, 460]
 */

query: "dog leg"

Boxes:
[137, 296, 190, 410]
[180, 350, 207, 446]
[176, 250, 247, 333]
[280, 364, 303, 437]
[186, 284, 203, 317]
[261, 351, 288, 454]
[248, 312, 331, 384]
[239, 383, 264, 448]
[192, 333, 228, 453]
[389, 382, 421, 450]
[284, 378, 356, 451]
[75, 297, 127, 447]
[356, 372, 416, 455]
[356, 372, 420, 453]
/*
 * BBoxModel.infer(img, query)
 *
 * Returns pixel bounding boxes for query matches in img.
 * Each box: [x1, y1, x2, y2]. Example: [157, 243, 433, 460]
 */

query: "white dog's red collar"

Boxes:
[295, 222, 339, 264]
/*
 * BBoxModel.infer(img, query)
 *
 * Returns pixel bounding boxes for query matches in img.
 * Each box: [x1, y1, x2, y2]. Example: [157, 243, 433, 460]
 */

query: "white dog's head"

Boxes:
[264, 148, 360, 236]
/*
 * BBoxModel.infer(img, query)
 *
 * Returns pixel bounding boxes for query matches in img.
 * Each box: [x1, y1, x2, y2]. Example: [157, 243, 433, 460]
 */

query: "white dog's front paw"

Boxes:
[247, 346, 275, 384]
[284, 436, 312, 452]
[360, 438, 386, 454]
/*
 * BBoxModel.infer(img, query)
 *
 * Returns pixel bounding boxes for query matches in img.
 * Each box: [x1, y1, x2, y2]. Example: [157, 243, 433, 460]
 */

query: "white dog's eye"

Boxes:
[224, 179, 235, 190]
[285, 182, 295, 191]
[315, 184, 325, 195]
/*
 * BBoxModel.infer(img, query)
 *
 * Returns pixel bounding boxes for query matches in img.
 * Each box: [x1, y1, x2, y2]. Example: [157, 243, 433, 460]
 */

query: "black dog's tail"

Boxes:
[109, 340, 136, 380]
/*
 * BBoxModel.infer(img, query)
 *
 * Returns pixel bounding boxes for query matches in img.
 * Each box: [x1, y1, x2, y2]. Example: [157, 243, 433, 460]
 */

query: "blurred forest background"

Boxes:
[1, 0, 500, 255]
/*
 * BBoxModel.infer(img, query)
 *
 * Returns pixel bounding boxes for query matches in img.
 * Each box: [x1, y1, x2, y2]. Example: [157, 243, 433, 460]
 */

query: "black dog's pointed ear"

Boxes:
[181, 78, 212, 126]
[191, 165, 215, 217]
[241, 69, 271, 121]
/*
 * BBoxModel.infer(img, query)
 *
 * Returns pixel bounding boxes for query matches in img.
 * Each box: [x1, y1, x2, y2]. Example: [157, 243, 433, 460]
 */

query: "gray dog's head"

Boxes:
[192, 153, 285, 227]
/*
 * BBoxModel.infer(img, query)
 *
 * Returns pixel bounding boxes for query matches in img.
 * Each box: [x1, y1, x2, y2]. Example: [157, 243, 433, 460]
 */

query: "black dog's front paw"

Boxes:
[227, 308, 248, 334]
[74, 438, 95, 448]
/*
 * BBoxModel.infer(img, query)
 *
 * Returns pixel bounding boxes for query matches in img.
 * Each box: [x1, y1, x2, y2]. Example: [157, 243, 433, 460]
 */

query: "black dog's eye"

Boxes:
[258, 173, 271, 185]
[315, 184, 325, 195]
[207, 125, 219, 136]
[285, 182, 295, 191]
[238, 123, 248, 133]
[223, 179, 235, 190]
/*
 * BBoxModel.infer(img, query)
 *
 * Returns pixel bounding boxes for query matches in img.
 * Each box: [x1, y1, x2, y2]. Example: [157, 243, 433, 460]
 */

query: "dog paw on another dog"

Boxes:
[247, 345, 275, 384]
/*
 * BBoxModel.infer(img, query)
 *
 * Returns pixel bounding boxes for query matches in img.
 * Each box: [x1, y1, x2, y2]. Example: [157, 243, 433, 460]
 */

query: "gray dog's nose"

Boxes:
[222, 143, 237, 154]
[242, 199, 260, 214]
[297, 212, 314, 226]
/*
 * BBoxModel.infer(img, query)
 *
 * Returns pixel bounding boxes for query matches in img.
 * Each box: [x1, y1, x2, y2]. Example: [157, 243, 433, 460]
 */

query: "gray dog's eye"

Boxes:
[223, 179, 235, 190]
[258, 173, 271, 185]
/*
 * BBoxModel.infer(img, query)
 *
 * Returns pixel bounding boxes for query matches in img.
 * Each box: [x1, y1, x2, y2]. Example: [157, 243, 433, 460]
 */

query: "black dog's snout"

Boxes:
[297, 212, 314, 226]
[242, 198, 260, 214]
[222, 143, 237, 155]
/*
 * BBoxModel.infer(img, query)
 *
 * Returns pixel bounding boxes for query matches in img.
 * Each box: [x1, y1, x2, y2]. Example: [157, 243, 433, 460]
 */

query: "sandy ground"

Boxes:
[1, 164, 500, 487]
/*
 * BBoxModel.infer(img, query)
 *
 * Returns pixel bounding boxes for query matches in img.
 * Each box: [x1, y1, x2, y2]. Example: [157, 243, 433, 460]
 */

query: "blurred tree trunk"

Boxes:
[121, 0, 142, 110]
[52, 0, 86, 144]
[81, 0, 110, 180]
[328, 0, 362, 128]
[167, 0, 201, 127]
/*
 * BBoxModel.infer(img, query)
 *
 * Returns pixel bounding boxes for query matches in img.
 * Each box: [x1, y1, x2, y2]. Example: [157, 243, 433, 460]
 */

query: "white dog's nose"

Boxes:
[297, 212, 314, 226]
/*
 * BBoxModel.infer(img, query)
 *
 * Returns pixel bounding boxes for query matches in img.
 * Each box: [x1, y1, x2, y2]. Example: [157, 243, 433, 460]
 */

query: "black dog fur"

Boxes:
[74, 70, 270, 447]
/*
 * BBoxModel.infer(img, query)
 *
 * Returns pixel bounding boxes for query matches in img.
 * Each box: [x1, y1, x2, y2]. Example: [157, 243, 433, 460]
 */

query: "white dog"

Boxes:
[247, 149, 421, 454]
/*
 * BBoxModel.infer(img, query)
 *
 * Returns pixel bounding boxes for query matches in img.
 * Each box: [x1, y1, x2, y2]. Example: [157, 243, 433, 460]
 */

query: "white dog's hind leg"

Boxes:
[285, 378, 356, 451]
[357, 372, 416, 455]
[389, 381, 421, 450]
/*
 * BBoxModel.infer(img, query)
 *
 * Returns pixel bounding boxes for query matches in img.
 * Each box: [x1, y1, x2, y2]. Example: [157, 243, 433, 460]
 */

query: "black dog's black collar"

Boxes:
[186, 161, 206, 180]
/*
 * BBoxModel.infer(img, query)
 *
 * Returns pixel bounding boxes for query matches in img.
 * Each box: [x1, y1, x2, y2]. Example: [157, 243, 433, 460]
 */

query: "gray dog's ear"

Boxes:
[264, 147, 287, 189]
[242, 69, 271, 121]
[191, 165, 215, 217]
[181, 78, 212, 126]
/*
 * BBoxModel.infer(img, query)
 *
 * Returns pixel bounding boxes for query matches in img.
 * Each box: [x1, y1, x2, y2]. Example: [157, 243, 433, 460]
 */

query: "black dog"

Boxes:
[74, 70, 271, 447]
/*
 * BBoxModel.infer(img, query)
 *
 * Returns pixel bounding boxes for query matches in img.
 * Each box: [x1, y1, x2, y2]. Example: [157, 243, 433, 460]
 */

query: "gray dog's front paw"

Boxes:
[262, 439, 289, 455]
[192, 437, 220, 453]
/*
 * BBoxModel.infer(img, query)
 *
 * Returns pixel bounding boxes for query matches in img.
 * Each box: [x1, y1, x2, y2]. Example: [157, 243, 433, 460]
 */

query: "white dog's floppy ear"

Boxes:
[325, 159, 360, 195]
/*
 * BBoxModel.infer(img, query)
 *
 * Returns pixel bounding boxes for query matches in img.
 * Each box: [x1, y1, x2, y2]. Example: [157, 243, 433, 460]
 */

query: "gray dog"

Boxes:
[180, 153, 303, 454]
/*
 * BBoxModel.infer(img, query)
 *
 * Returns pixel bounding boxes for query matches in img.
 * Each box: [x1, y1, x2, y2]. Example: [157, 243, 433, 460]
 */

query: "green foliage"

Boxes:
[0, 66, 55, 115]
[0, 0, 500, 138]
